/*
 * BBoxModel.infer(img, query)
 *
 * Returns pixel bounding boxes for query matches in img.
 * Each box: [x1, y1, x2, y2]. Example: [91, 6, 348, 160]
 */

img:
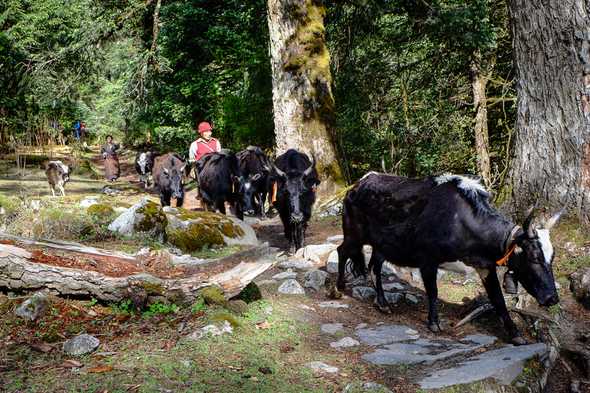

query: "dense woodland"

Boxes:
[1, 0, 588, 216]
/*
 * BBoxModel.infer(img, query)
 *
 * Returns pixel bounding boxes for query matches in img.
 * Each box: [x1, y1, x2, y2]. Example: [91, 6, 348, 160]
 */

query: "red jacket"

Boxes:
[191, 137, 221, 162]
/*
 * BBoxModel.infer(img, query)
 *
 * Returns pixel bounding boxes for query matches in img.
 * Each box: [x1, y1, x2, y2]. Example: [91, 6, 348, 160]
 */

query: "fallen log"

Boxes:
[0, 242, 275, 303]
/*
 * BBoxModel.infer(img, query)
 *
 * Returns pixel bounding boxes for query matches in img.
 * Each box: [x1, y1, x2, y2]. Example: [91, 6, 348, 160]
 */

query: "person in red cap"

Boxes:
[188, 121, 221, 164]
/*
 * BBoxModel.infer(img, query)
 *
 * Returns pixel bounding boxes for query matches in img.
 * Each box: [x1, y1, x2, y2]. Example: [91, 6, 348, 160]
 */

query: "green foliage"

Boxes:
[237, 282, 262, 304]
[110, 299, 135, 316]
[191, 297, 207, 314]
[143, 302, 179, 318]
[199, 286, 227, 306]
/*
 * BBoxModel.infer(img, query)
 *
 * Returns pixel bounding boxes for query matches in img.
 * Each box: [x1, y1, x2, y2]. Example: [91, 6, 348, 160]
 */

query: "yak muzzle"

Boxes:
[539, 293, 559, 307]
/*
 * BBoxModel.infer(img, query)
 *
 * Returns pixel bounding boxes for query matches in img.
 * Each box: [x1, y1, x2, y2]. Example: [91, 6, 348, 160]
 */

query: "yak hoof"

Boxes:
[511, 336, 528, 346]
[374, 298, 391, 314]
[428, 322, 443, 333]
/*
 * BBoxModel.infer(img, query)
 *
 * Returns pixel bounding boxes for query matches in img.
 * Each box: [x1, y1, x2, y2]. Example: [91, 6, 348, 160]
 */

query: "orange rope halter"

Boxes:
[496, 243, 516, 266]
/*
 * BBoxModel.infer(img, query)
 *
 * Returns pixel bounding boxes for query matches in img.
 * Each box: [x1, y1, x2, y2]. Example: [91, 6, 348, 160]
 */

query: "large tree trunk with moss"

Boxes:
[470, 51, 492, 188]
[267, 0, 343, 193]
[508, 0, 590, 221]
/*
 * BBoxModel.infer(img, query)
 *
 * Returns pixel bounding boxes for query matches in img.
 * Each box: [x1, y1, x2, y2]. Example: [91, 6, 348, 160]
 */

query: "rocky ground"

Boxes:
[1, 147, 590, 392]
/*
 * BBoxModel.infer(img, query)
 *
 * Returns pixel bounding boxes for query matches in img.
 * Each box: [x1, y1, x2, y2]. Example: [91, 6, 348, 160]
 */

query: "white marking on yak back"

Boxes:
[244, 182, 251, 191]
[537, 229, 554, 265]
[360, 171, 379, 181]
[435, 173, 487, 194]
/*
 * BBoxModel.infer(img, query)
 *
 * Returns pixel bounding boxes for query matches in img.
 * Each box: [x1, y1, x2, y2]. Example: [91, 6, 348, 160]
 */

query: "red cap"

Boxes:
[198, 122, 212, 134]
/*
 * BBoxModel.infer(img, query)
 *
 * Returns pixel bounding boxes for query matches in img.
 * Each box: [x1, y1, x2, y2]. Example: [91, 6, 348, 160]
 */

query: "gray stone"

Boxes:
[189, 321, 233, 340]
[15, 292, 49, 321]
[327, 250, 339, 273]
[440, 261, 477, 277]
[330, 337, 360, 348]
[362, 334, 496, 366]
[570, 267, 590, 309]
[382, 282, 404, 292]
[356, 324, 420, 346]
[63, 334, 100, 356]
[79, 197, 99, 208]
[321, 323, 344, 335]
[327, 235, 344, 244]
[343, 382, 392, 393]
[108, 197, 149, 235]
[405, 294, 420, 304]
[418, 343, 547, 389]
[384, 292, 403, 304]
[272, 269, 298, 280]
[303, 244, 337, 263]
[278, 259, 314, 270]
[319, 301, 350, 309]
[307, 361, 339, 373]
[278, 279, 305, 295]
[411, 269, 422, 283]
[304, 269, 329, 291]
[352, 286, 376, 301]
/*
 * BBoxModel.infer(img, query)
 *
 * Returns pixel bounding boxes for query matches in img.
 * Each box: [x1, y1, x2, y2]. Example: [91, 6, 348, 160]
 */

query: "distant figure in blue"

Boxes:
[73, 120, 81, 141]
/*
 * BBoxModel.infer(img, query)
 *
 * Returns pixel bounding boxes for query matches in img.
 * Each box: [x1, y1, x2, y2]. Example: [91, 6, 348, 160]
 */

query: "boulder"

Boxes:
[108, 198, 167, 240]
[304, 270, 329, 291]
[330, 337, 360, 349]
[79, 197, 99, 208]
[15, 292, 49, 321]
[303, 244, 337, 263]
[570, 268, 590, 309]
[326, 251, 339, 273]
[352, 286, 376, 301]
[272, 270, 298, 280]
[63, 334, 100, 356]
[319, 301, 350, 309]
[189, 321, 233, 340]
[278, 259, 314, 270]
[327, 235, 344, 244]
[307, 361, 339, 373]
[278, 279, 305, 295]
[165, 209, 257, 253]
[384, 292, 403, 304]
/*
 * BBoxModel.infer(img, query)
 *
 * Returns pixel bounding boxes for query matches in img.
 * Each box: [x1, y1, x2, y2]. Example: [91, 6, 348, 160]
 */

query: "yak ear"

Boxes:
[303, 154, 316, 177]
[523, 204, 538, 238]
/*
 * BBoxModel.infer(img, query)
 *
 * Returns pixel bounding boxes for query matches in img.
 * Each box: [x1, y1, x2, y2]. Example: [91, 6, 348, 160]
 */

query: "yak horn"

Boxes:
[273, 164, 286, 178]
[523, 204, 538, 238]
[545, 208, 566, 230]
[303, 154, 316, 177]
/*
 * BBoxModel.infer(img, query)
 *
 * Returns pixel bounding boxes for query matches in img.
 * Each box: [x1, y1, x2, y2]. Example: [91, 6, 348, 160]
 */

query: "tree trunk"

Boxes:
[509, 0, 590, 221]
[0, 242, 274, 303]
[470, 50, 492, 188]
[267, 0, 344, 193]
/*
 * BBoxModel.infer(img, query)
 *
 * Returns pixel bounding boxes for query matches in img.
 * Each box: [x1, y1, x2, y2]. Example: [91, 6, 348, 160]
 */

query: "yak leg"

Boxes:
[478, 267, 526, 345]
[259, 192, 267, 218]
[370, 250, 389, 313]
[160, 192, 171, 207]
[50, 185, 55, 197]
[60, 185, 66, 197]
[216, 199, 226, 215]
[336, 242, 365, 291]
[420, 265, 442, 332]
[175, 196, 184, 207]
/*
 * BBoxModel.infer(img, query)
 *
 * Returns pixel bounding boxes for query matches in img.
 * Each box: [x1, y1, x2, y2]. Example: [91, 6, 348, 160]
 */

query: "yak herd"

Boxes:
[43, 145, 564, 345]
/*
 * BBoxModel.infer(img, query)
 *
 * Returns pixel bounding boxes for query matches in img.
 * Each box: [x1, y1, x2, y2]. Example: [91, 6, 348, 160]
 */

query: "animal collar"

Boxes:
[496, 225, 521, 266]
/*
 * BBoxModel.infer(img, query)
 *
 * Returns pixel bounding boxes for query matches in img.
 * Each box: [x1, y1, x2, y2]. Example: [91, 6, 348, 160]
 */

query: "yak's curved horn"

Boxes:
[303, 154, 316, 177]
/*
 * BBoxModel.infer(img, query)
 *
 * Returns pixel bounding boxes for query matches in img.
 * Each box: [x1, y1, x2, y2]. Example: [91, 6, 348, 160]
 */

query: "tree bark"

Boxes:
[0, 243, 274, 303]
[508, 0, 590, 221]
[471, 50, 492, 188]
[267, 0, 344, 193]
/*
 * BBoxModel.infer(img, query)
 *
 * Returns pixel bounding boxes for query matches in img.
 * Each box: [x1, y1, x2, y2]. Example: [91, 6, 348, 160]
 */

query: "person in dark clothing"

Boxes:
[101, 135, 120, 181]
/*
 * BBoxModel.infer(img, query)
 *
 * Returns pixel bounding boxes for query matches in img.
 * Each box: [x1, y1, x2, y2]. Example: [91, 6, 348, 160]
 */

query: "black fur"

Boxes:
[153, 153, 186, 207]
[236, 146, 272, 217]
[273, 149, 320, 252]
[337, 172, 558, 343]
[197, 151, 244, 220]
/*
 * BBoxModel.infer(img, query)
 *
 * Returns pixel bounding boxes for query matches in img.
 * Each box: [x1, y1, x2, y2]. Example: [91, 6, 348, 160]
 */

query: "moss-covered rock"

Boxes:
[134, 201, 167, 236]
[237, 282, 262, 304]
[164, 208, 256, 253]
[199, 286, 227, 306]
[87, 203, 115, 219]
[208, 311, 241, 328]
[226, 300, 249, 316]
